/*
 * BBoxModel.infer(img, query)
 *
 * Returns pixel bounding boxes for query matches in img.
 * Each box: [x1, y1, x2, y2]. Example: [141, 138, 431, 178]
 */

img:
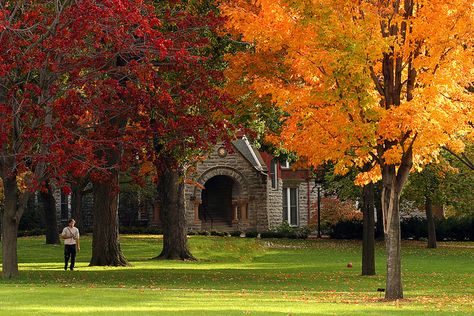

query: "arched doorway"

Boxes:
[199, 175, 234, 226]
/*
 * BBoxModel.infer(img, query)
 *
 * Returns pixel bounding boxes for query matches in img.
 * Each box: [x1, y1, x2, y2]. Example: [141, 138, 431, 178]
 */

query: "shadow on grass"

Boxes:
[4, 265, 386, 295]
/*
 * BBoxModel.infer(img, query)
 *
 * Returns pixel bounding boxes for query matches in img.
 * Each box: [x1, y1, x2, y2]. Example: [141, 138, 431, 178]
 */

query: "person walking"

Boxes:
[61, 218, 80, 271]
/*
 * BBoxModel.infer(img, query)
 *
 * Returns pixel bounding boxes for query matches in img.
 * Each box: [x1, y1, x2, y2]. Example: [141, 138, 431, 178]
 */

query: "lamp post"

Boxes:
[316, 184, 321, 238]
[313, 169, 324, 239]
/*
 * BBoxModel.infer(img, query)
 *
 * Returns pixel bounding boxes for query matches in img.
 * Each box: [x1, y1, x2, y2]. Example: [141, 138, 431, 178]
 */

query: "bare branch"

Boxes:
[442, 146, 474, 171]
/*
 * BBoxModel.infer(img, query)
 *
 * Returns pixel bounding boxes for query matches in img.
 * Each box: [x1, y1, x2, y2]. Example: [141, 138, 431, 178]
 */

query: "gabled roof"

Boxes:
[232, 137, 267, 173]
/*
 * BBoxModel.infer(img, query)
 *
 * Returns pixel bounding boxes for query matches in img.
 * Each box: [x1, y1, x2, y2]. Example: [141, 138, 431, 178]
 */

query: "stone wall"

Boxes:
[267, 178, 283, 230]
[297, 181, 319, 227]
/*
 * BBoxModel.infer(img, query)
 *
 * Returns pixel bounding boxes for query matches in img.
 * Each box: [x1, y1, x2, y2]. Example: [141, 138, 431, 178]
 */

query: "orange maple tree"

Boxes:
[221, 0, 473, 299]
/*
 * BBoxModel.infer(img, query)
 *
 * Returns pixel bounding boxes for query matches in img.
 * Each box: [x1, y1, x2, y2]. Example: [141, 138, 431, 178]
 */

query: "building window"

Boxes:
[281, 160, 290, 169]
[282, 187, 298, 226]
[270, 159, 278, 189]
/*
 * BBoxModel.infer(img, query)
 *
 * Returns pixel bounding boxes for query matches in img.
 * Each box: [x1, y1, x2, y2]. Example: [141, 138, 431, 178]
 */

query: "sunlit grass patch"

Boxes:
[0, 236, 473, 315]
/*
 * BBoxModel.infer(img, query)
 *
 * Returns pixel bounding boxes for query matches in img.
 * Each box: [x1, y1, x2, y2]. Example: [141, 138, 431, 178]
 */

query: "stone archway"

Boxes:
[200, 175, 234, 225]
[192, 167, 250, 229]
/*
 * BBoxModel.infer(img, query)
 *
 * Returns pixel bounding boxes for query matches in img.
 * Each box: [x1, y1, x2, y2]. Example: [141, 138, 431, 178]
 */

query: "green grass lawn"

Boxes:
[0, 235, 473, 315]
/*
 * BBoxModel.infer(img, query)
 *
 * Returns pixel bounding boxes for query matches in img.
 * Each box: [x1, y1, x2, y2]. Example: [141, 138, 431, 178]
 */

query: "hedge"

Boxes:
[329, 217, 474, 241]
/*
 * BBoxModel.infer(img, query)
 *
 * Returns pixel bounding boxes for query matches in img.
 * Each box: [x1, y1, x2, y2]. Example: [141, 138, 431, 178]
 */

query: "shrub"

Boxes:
[245, 231, 258, 238]
[401, 217, 427, 240]
[259, 231, 281, 238]
[436, 217, 474, 241]
[329, 219, 363, 239]
[268, 222, 311, 239]
[329, 216, 473, 241]
[210, 230, 227, 237]
[310, 197, 362, 233]
[119, 226, 162, 235]
[18, 228, 45, 237]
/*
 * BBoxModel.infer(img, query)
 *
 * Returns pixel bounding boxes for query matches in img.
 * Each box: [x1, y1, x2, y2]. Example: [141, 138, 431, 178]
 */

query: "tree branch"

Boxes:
[370, 66, 384, 96]
[442, 146, 474, 171]
[396, 132, 417, 191]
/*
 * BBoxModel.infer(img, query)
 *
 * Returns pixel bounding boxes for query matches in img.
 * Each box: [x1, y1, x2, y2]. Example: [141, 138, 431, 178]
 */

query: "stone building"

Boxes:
[183, 137, 318, 232]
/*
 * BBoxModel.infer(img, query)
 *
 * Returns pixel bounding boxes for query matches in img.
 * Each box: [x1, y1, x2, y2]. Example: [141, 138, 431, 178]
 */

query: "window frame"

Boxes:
[281, 160, 290, 169]
[282, 187, 299, 227]
[270, 159, 278, 189]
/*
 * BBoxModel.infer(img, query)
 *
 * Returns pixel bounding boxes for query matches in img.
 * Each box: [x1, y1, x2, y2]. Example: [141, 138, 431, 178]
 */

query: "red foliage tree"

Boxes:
[146, 2, 236, 260]
[1, 0, 237, 276]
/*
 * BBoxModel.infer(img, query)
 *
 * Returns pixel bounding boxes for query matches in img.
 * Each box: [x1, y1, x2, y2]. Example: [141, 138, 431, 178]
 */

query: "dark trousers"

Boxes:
[64, 244, 77, 270]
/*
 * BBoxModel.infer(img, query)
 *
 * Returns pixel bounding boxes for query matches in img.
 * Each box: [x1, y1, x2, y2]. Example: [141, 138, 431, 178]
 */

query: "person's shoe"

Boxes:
[70, 268, 74, 271]
[64, 266, 67, 271]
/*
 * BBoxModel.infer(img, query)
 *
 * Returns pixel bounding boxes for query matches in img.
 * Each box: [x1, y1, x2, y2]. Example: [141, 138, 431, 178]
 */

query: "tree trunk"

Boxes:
[0, 204, 2, 242]
[374, 185, 384, 241]
[154, 165, 195, 260]
[383, 188, 402, 300]
[382, 175, 403, 300]
[71, 180, 87, 233]
[362, 183, 376, 275]
[381, 166, 405, 300]
[89, 170, 129, 266]
[1, 176, 28, 279]
[0, 192, 3, 242]
[425, 195, 437, 249]
[379, 138, 414, 300]
[40, 181, 60, 245]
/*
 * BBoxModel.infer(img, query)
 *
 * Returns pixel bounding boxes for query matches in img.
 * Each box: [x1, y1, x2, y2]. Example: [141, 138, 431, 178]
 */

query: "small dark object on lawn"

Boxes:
[347, 262, 353, 268]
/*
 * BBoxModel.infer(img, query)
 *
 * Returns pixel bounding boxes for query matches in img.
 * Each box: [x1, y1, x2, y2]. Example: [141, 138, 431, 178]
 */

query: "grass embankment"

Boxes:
[0, 235, 473, 315]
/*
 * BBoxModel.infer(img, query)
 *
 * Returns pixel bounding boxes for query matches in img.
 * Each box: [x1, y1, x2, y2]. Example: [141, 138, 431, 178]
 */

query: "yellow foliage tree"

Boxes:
[222, 0, 473, 299]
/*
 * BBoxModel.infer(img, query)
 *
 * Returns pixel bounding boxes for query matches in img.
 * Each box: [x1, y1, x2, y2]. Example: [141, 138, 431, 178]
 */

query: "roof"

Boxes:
[232, 138, 267, 173]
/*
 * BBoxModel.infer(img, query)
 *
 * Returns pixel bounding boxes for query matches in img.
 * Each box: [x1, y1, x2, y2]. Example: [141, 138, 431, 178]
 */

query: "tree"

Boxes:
[148, 0, 238, 260]
[0, 1, 75, 278]
[69, 176, 90, 234]
[0, 0, 174, 276]
[221, 0, 473, 299]
[361, 183, 376, 275]
[403, 148, 474, 246]
[324, 166, 376, 275]
[442, 143, 474, 217]
[0, 178, 3, 242]
[402, 164, 449, 248]
[40, 180, 60, 245]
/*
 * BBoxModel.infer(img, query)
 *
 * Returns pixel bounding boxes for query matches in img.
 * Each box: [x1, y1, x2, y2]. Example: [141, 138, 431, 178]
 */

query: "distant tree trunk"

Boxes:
[71, 179, 88, 233]
[89, 169, 129, 266]
[40, 181, 60, 244]
[0, 198, 3, 242]
[1, 175, 29, 279]
[362, 183, 375, 275]
[374, 185, 384, 240]
[425, 195, 437, 249]
[154, 165, 195, 260]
